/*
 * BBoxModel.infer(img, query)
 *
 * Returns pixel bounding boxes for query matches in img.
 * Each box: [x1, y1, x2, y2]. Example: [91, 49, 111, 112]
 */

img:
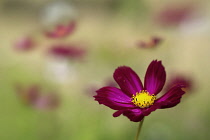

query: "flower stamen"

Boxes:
[132, 90, 156, 108]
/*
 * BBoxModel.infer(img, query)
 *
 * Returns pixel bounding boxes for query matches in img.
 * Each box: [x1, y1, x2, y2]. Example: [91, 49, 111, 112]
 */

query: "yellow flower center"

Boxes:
[132, 90, 156, 108]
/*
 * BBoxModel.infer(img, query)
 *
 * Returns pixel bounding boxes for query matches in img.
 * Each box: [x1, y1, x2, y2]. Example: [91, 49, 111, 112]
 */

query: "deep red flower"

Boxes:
[137, 36, 162, 48]
[45, 21, 76, 38]
[94, 60, 186, 122]
[48, 44, 86, 60]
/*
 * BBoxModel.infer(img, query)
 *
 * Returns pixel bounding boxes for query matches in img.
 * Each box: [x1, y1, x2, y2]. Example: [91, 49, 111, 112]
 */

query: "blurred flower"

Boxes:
[33, 93, 59, 111]
[16, 85, 40, 104]
[155, 4, 195, 27]
[45, 21, 76, 38]
[14, 36, 34, 51]
[165, 74, 193, 92]
[41, 1, 77, 26]
[94, 60, 186, 122]
[48, 44, 86, 61]
[15, 85, 59, 111]
[137, 36, 162, 48]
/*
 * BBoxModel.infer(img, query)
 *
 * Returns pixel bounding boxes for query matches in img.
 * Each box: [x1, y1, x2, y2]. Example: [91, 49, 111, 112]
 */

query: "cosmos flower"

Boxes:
[94, 60, 186, 122]
[14, 36, 34, 51]
[45, 21, 76, 38]
[137, 36, 162, 49]
[48, 44, 86, 60]
[15, 85, 59, 111]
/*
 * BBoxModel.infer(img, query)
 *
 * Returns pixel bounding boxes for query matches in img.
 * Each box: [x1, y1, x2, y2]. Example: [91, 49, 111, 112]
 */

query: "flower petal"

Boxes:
[113, 110, 124, 117]
[94, 87, 135, 110]
[122, 108, 145, 122]
[144, 60, 166, 95]
[113, 66, 143, 97]
[156, 85, 185, 109]
[122, 103, 161, 122]
[45, 21, 76, 38]
[112, 100, 161, 122]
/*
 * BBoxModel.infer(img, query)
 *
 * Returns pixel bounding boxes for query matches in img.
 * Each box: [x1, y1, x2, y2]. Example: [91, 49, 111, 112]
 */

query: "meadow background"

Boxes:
[0, 0, 210, 139]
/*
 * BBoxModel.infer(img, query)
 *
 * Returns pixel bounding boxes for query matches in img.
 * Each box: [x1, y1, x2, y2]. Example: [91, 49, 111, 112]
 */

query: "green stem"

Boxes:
[135, 117, 145, 140]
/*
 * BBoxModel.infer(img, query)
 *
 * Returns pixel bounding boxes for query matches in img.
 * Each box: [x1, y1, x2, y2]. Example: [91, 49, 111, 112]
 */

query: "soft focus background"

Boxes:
[0, 0, 210, 140]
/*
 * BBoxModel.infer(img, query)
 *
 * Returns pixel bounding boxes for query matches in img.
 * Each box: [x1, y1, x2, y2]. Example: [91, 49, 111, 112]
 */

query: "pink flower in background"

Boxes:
[15, 85, 59, 111]
[45, 21, 76, 38]
[137, 36, 162, 48]
[155, 4, 195, 27]
[14, 36, 34, 51]
[48, 44, 86, 60]
[33, 93, 59, 111]
[16, 85, 40, 104]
